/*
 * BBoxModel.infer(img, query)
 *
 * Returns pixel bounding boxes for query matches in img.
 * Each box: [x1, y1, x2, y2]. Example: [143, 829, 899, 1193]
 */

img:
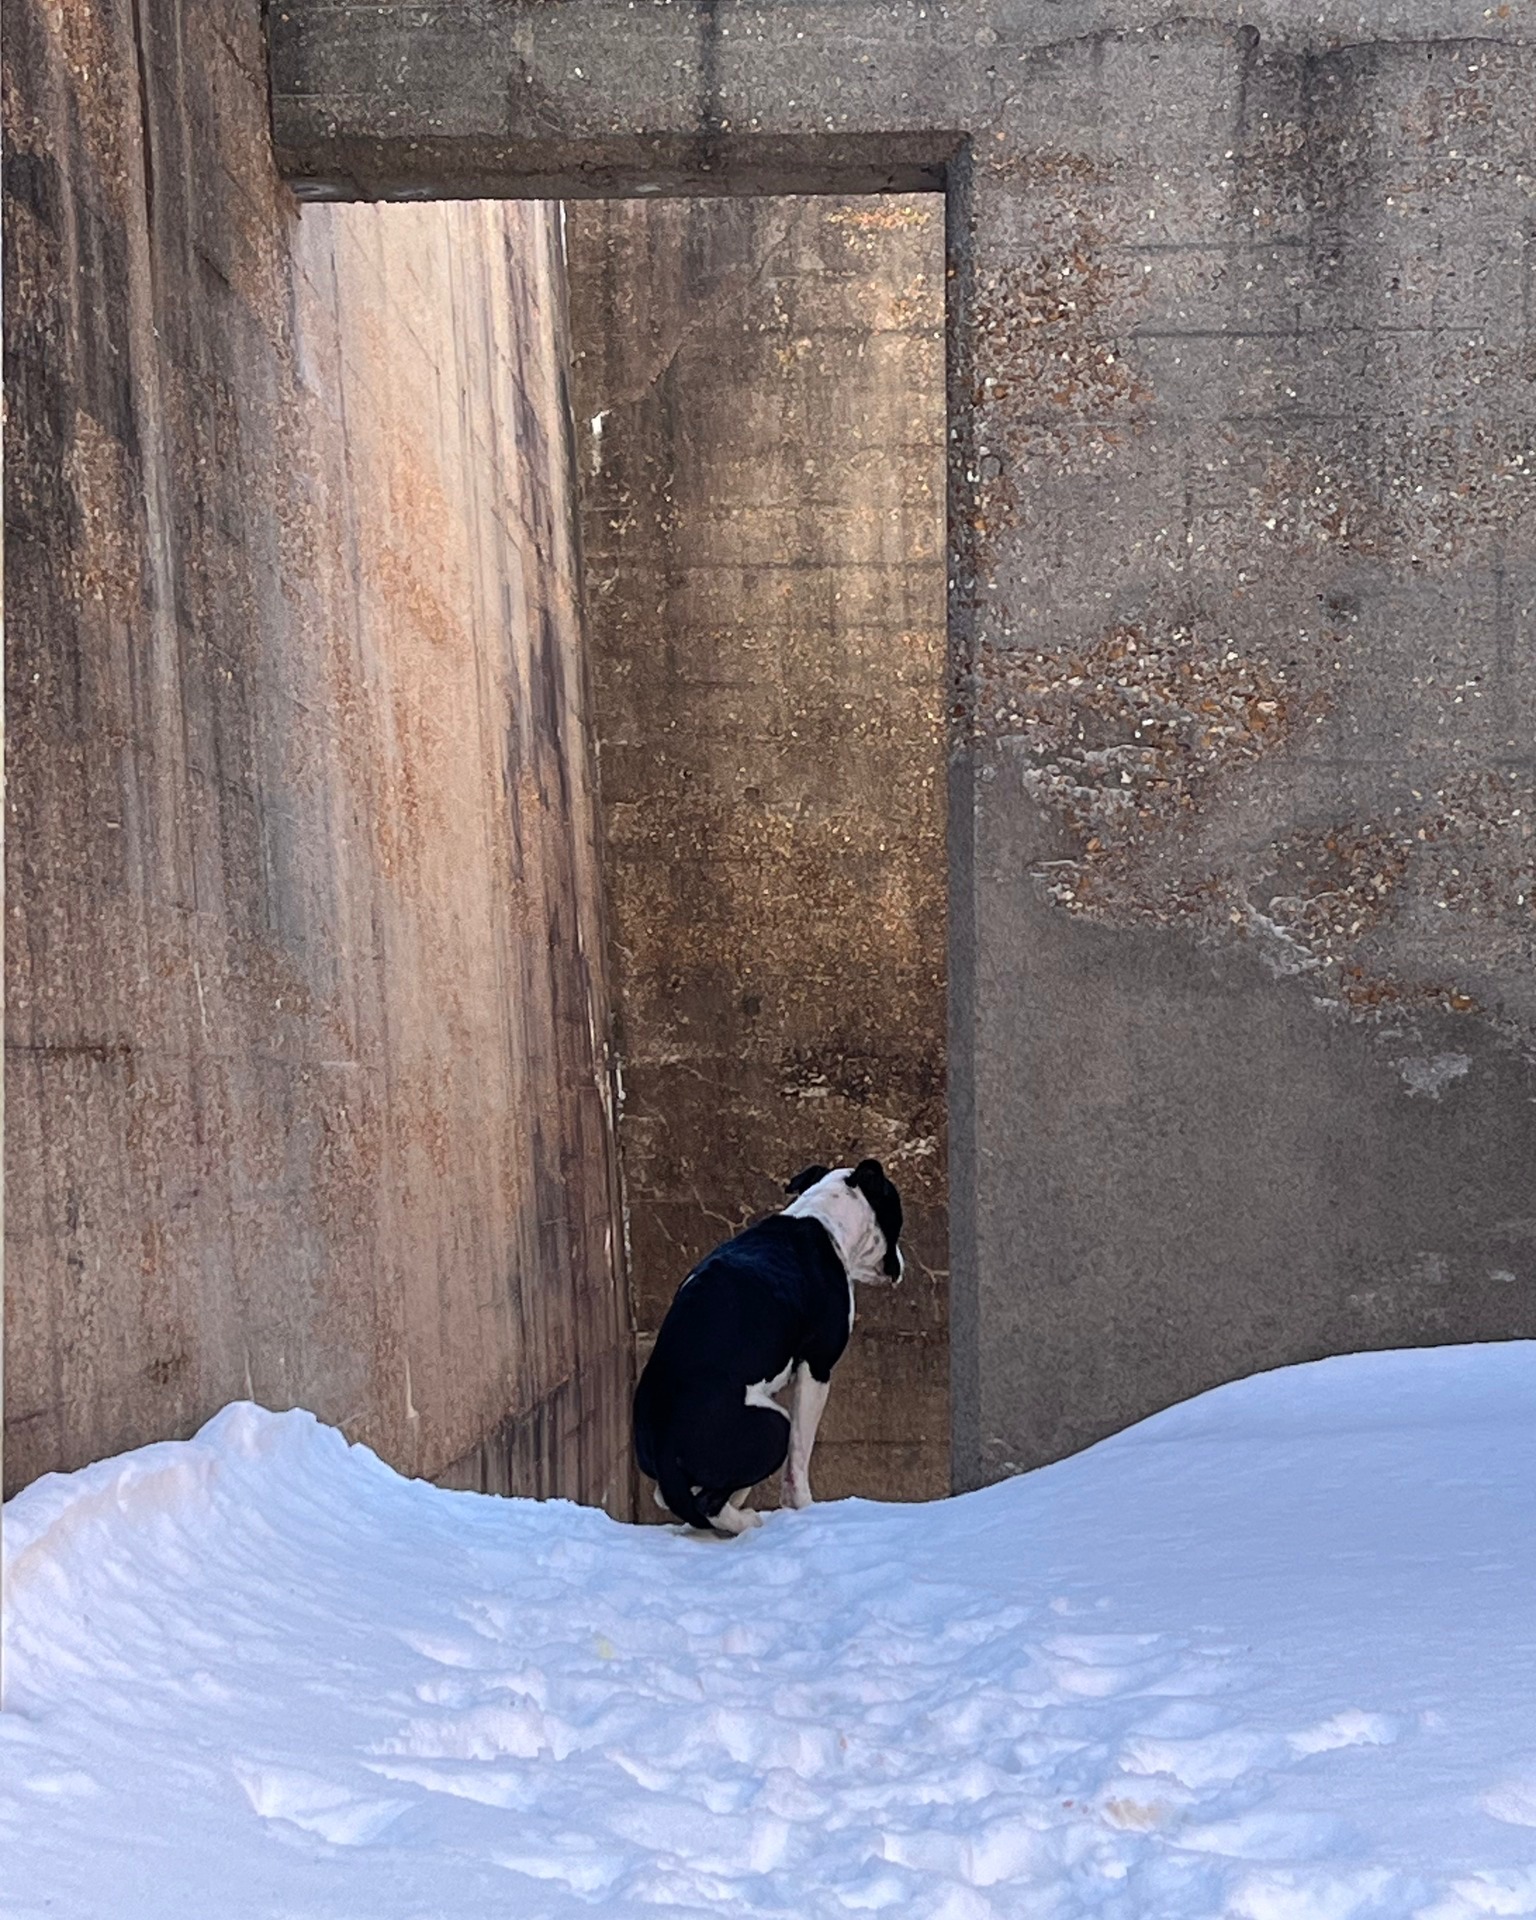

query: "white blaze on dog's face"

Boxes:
[782, 1161, 904, 1287]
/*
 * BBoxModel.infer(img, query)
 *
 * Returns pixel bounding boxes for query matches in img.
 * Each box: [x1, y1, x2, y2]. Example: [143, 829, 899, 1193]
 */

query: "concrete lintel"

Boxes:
[270, 0, 966, 196]
[268, 1, 1530, 201]
[281, 133, 961, 205]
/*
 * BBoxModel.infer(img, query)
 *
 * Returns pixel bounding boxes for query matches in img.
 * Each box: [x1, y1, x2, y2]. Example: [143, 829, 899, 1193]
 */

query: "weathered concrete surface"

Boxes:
[268, 3, 1532, 200]
[567, 196, 949, 1504]
[286, 7, 1536, 1484]
[3, 0, 631, 1506]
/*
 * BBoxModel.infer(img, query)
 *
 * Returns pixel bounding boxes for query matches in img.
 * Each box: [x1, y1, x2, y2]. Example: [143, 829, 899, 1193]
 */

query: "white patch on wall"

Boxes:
[1393, 1052, 1471, 1099]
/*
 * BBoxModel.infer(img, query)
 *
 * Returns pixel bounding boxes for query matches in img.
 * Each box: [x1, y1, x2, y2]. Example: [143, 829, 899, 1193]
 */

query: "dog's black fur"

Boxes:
[633, 1160, 903, 1532]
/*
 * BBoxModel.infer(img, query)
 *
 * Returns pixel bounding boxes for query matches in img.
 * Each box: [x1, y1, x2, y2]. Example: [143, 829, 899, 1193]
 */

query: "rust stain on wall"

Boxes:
[986, 620, 1300, 838]
[971, 150, 1151, 544]
[987, 611, 1533, 1033]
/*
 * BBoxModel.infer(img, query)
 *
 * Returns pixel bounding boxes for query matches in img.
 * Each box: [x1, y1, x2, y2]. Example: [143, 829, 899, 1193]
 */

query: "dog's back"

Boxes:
[634, 1213, 852, 1526]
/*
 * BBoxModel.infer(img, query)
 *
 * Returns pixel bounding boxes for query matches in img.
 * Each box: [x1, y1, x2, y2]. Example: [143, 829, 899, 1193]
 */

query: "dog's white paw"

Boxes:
[782, 1478, 813, 1511]
[711, 1501, 762, 1537]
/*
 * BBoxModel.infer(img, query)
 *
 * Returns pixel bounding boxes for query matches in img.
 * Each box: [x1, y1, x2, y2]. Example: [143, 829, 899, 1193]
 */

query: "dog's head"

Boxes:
[784, 1159, 904, 1283]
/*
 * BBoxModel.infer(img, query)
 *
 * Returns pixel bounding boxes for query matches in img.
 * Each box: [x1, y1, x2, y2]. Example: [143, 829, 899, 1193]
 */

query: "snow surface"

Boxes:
[4, 1343, 1536, 1918]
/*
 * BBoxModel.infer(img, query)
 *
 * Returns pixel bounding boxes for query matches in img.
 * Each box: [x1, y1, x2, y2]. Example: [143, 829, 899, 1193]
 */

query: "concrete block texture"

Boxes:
[3, 0, 631, 1505]
[251, 6, 1536, 1484]
[567, 195, 950, 1505]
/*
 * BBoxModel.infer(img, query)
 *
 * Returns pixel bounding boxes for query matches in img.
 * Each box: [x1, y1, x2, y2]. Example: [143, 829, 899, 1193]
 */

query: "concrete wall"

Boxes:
[958, 27, 1536, 1480]
[566, 196, 949, 1503]
[273, 3, 1536, 1490]
[3, 0, 631, 1504]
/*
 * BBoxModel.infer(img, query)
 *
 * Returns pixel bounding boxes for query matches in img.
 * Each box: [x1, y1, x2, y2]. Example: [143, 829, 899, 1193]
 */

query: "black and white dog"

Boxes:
[633, 1161, 904, 1535]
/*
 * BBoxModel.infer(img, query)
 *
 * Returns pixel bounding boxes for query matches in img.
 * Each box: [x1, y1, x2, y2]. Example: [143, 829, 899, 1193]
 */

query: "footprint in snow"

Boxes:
[1417, 1868, 1536, 1919]
[1042, 1633, 1181, 1700]
[1289, 1709, 1400, 1756]
[1043, 1632, 1166, 1661]
[15, 1769, 100, 1799]
[377, 1698, 567, 1762]
[394, 1628, 485, 1669]
[1482, 1768, 1536, 1827]
[234, 1763, 409, 1846]
[1130, 1699, 1234, 1738]
[364, 1757, 540, 1810]
[493, 1834, 626, 1895]
[1177, 1807, 1356, 1861]
[1119, 1724, 1286, 1790]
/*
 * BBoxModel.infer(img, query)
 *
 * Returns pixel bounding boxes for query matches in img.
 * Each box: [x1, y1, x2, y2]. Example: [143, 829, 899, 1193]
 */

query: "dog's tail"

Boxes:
[655, 1450, 719, 1532]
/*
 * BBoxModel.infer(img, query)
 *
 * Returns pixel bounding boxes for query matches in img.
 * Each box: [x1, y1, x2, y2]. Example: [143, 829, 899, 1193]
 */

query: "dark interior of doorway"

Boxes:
[563, 193, 951, 1506]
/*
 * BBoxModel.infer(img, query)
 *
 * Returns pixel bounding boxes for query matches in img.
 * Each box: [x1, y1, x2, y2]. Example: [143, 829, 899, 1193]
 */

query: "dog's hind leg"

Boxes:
[655, 1450, 718, 1531]
[710, 1490, 762, 1536]
[680, 1404, 790, 1534]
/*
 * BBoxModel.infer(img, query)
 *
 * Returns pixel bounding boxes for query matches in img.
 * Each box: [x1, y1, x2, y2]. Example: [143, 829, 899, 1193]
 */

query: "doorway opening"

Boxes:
[564, 194, 950, 1503]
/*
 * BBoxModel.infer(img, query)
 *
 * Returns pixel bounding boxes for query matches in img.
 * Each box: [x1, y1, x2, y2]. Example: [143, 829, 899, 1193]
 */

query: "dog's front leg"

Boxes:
[783, 1363, 830, 1510]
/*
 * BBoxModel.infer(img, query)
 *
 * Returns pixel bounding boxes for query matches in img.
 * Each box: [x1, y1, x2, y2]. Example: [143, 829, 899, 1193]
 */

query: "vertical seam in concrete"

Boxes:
[548, 199, 637, 1516]
[696, 0, 723, 141]
[944, 144, 982, 1495]
[128, 0, 158, 302]
[0, 193, 6, 1692]
[1493, 536, 1510, 683]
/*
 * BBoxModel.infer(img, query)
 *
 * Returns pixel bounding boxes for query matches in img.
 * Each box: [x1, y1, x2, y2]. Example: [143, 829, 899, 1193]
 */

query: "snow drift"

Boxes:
[4, 1343, 1536, 1918]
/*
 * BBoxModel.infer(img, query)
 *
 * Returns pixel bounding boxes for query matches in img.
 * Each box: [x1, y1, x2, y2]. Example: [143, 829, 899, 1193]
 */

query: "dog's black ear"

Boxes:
[847, 1160, 904, 1278]
[784, 1164, 831, 1196]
